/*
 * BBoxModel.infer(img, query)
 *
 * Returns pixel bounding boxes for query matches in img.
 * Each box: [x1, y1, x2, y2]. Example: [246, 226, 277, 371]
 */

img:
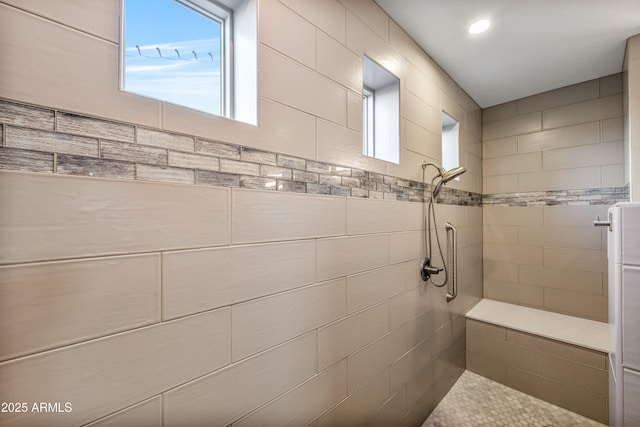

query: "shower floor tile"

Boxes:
[422, 370, 605, 427]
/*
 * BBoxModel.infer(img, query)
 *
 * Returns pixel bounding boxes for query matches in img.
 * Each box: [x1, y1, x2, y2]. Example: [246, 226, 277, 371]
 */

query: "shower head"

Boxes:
[432, 166, 466, 197]
[441, 166, 466, 183]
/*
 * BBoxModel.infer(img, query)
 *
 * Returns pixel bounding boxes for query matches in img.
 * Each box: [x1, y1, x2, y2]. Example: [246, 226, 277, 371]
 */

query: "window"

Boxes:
[441, 111, 460, 175]
[122, 0, 256, 124]
[362, 56, 400, 164]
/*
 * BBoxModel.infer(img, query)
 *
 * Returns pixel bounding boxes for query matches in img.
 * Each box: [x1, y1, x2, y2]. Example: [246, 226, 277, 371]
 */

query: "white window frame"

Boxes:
[177, 0, 232, 116]
[441, 111, 460, 177]
[120, 0, 257, 125]
[362, 56, 400, 164]
[363, 86, 375, 157]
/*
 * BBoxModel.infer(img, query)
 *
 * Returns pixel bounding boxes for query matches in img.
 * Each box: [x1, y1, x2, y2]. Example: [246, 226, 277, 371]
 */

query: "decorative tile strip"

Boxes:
[483, 186, 630, 207]
[0, 98, 487, 207]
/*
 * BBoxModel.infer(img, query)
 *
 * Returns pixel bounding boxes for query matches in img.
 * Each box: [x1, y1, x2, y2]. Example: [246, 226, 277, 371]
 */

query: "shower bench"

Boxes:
[464, 299, 609, 424]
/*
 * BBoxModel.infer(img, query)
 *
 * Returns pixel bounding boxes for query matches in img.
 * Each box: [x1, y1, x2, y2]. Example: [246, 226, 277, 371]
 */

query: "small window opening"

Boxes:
[362, 56, 400, 164]
[441, 111, 460, 177]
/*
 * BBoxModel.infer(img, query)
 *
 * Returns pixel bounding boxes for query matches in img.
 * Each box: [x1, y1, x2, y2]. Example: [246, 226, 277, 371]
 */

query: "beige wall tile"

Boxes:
[404, 362, 436, 410]
[318, 368, 390, 427]
[348, 198, 422, 234]
[484, 279, 544, 307]
[0, 4, 161, 128]
[601, 117, 624, 142]
[259, 98, 318, 159]
[466, 331, 508, 364]
[542, 94, 623, 130]
[405, 305, 444, 350]
[483, 152, 542, 176]
[389, 337, 434, 394]
[535, 351, 607, 397]
[348, 327, 408, 392]
[602, 164, 625, 186]
[0, 255, 160, 362]
[317, 118, 371, 170]
[405, 62, 440, 109]
[483, 243, 543, 266]
[506, 366, 607, 423]
[482, 136, 517, 159]
[342, 0, 389, 42]
[600, 73, 623, 97]
[162, 241, 316, 320]
[317, 234, 389, 282]
[317, 30, 362, 92]
[483, 225, 519, 244]
[389, 287, 441, 330]
[402, 89, 441, 136]
[233, 360, 347, 427]
[260, 45, 347, 126]
[518, 166, 602, 192]
[232, 189, 345, 243]
[0, 309, 230, 426]
[232, 279, 346, 361]
[260, 0, 316, 68]
[543, 288, 607, 321]
[317, 302, 389, 370]
[400, 119, 442, 158]
[363, 388, 407, 427]
[389, 231, 423, 264]
[86, 396, 162, 427]
[467, 319, 507, 340]
[518, 225, 602, 249]
[347, 264, 406, 313]
[542, 205, 609, 227]
[482, 101, 517, 124]
[543, 140, 623, 170]
[482, 112, 542, 140]
[517, 80, 599, 115]
[518, 121, 600, 153]
[484, 261, 519, 283]
[280, 0, 346, 43]
[483, 174, 518, 194]
[519, 264, 603, 295]
[484, 206, 543, 226]
[543, 247, 607, 273]
[506, 329, 606, 369]
[347, 90, 364, 132]
[1, 0, 120, 42]
[467, 351, 507, 384]
[163, 332, 316, 427]
[0, 171, 230, 264]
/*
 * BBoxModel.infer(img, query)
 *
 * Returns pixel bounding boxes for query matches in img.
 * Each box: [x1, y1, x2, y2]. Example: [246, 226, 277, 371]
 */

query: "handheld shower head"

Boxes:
[441, 166, 466, 183]
[432, 166, 466, 197]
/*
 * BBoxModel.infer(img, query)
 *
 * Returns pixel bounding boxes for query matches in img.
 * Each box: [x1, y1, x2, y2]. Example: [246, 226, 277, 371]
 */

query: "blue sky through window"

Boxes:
[124, 0, 222, 115]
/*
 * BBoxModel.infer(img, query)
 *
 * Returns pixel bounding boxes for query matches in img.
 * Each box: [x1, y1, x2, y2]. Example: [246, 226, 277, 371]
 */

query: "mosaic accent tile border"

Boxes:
[0, 98, 630, 209]
[0, 98, 483, 207]
[483, 186, 630, 207]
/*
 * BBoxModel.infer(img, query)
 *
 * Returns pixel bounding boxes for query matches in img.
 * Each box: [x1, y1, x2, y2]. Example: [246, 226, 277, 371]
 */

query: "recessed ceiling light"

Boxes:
[469, 19, 491, 35]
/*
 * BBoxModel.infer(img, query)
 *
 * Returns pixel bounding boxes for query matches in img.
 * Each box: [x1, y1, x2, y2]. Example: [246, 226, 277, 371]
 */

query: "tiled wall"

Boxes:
[466, 319, 608, 423]
[482, 75, 626, 321]
[625, 34, 640, 201]
[0, 0, 483, 425]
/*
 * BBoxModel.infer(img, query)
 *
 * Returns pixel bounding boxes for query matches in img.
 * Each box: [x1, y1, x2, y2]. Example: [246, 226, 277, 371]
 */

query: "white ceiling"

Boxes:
[374, 0, 640, 108]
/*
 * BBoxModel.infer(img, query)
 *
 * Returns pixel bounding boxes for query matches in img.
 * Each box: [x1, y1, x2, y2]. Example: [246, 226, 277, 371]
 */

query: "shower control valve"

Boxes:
[420, 257, 442, 281]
